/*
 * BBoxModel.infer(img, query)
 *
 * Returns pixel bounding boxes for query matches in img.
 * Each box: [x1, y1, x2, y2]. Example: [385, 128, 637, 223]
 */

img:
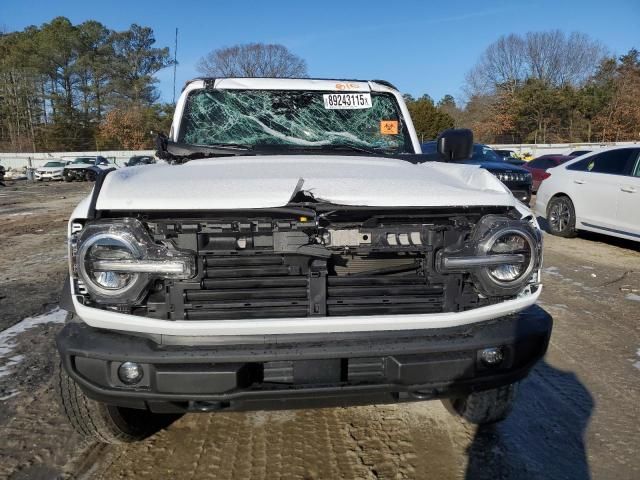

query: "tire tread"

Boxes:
[55, 361, 146, 444]
[443, 383, 518, 425]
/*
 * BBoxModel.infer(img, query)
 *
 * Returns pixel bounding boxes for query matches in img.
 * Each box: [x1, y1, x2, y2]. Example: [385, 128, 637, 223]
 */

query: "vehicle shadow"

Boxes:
[463, 361, 593, 479]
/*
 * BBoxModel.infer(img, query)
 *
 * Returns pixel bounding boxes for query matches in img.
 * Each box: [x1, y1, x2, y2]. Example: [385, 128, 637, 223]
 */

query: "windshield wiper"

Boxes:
[275, 144, 391, 155]
[156, 134, 253, 162]
[316, 144, 386, 155]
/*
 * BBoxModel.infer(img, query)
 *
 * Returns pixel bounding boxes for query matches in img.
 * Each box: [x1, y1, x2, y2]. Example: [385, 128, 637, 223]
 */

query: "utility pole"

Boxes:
[172, 28, 178, 104]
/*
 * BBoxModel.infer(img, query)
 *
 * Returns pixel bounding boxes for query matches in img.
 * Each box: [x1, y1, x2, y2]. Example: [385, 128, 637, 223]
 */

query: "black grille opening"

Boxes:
[177, 252, 445, 321]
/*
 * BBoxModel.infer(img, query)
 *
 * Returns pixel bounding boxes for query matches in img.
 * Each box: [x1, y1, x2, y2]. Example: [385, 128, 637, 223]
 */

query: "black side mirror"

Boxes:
[155, 132, 170, 159]
[436, 129, 473, 161]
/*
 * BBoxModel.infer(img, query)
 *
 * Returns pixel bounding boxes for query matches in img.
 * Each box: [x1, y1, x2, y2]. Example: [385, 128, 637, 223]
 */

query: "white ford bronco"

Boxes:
[56, 78, 552, 443]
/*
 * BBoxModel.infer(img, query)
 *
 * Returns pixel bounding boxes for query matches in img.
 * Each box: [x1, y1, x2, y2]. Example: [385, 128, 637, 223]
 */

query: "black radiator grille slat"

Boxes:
[205, 265, 295, 278]
[328, 276, 424, 286]
[181, 253, 445, 321]
[188, 299, 308, 309]
[202, 277, 307, 289]
[326, 273, 444, 316]
[327, 285, 441, 297]
[186, 306, 309, 320]
[328, 296, 442, 305]
[186, 287, 308, 301]
[327, 304, 442, 316]
[204, 256, 284, 267]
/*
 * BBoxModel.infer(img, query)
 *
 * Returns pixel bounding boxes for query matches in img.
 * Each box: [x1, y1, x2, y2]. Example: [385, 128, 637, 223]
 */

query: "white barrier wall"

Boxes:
[487, 141, 639, 157]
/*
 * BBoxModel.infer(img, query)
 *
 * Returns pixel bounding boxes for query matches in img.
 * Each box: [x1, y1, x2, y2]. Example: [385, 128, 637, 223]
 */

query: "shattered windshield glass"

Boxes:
[178, 90, 412, 153]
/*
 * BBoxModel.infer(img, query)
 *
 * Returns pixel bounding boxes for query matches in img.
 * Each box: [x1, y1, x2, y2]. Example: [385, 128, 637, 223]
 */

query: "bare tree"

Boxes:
[466, 30, 606, 95]
[197, 43, 308, 78]
[556, 32, 608, 86]
[466, 33, 526, 94]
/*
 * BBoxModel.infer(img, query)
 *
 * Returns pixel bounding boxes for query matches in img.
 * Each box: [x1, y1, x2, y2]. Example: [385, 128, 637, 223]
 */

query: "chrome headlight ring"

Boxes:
[439, 215, 542, 297]
[472, 220, 541, 296]
[73, 218, 195, 305]
[77, 231, 144, 299]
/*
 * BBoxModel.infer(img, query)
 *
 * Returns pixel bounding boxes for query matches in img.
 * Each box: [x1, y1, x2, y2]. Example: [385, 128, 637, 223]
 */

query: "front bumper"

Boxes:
[63, 169, 87, 180]
[507, 186, 532, 205]
[57, 305, 552, 412]
[36, 172, 63, 180]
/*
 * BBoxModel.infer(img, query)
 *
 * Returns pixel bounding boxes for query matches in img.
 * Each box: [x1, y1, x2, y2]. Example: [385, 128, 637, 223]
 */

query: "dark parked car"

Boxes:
[523, 154, 573, 192]
[63, 156, 113, 182]
[568, 150, 592, 157]
[126, 155, 156, 167]
[0, 162, 5, 186]
[494, 149, 515, 158]
[494, 149, 526, 166]
[422, 142, 533, 204]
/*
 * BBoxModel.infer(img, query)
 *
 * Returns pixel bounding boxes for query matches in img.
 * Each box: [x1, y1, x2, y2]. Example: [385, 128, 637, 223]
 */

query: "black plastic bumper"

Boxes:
[57, 306, 552, 412]
[508, 187, 532, 205]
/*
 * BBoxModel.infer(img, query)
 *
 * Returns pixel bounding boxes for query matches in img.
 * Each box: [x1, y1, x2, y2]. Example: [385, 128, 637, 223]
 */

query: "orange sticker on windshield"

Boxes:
[380, 120, 398, 135]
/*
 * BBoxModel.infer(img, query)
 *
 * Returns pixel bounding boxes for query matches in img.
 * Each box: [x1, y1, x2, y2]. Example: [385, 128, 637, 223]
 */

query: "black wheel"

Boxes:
[85, 170, 96, 182]
[55, 361, 181, 444]
[442, 383, 517, 425]
[547, 195, 577, 237]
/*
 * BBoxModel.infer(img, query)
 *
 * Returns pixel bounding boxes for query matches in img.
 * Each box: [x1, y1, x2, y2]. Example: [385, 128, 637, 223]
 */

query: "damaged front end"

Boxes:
[67, 203, 542, 325]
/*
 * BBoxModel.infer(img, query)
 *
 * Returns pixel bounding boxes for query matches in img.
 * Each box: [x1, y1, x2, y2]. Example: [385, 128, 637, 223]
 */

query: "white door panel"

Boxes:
[569, 172, 620, 229]
[617, 175, 640, 237]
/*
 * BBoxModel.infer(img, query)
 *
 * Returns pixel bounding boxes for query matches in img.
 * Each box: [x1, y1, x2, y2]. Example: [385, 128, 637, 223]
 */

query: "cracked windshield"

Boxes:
[179, 89, 412, 153]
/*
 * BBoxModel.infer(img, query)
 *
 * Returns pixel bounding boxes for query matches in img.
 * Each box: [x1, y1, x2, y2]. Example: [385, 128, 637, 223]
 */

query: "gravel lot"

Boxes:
[0, 181, 638, 479]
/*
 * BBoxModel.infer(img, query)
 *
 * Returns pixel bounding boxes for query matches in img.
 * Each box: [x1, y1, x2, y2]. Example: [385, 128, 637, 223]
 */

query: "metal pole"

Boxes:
[172, 28, 178, 104]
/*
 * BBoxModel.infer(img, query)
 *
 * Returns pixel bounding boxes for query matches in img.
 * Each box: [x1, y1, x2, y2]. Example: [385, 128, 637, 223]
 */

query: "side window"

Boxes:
[540, 158, 554, 169]
[567, 149, 633, 175]
[566, 157, 591, 172]
[529, 158, 547, 168]
[632, 152, 640, 177]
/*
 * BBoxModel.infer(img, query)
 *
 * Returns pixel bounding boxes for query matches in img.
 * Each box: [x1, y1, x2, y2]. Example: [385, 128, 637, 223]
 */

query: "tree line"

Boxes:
[0, 17, 174, 152]
[452, 31, 640, 144]
[2, 22, 637, 153]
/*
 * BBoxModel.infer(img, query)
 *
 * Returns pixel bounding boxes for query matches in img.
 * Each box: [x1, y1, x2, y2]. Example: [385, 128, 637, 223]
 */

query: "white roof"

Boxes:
[185, 77, 396, 92]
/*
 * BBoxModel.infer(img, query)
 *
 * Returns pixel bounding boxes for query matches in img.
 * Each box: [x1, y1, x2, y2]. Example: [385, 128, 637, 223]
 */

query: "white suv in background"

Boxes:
[535, 146, 640, 242]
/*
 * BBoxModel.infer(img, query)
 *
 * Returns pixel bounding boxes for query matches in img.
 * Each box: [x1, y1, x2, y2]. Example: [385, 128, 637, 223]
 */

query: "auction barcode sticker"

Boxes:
[323, 93, 372, 109]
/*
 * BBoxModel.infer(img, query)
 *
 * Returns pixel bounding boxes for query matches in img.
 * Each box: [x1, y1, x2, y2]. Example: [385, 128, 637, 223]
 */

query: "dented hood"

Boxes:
[95, 155, 516, 211]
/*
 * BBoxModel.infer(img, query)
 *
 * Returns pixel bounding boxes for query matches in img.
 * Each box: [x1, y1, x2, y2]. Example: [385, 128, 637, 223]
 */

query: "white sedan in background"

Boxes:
[535, 146, 640, 242]
[35, 160, 69, 181]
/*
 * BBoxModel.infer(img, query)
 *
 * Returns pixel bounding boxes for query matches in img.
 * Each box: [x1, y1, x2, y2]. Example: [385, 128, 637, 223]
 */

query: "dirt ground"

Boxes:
[0, 180, 638, 480]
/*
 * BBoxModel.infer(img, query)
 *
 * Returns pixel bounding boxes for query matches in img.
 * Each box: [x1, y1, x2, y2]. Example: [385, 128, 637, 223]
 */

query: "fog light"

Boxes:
[118, 361, 144, 385]
[480, 347, 504, 366]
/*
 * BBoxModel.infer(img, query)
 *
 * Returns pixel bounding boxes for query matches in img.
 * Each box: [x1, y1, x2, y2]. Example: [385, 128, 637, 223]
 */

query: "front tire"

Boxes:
[547, 195, 577, 238]
[442, 383, 517, 425]
[55, 361, 180, 444]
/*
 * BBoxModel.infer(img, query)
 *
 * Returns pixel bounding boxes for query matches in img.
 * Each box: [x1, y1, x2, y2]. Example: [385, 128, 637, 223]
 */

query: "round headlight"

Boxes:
[472, 223, 540, 296]
[488, 233, 532, 282]
[78, 233, 141, 297]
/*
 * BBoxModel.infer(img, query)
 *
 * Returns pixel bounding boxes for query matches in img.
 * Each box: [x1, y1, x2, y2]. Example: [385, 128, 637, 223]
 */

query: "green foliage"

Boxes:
[405, 96, 455, 141]
[437, 94, 456, 108]
[0, 17, 173, 152]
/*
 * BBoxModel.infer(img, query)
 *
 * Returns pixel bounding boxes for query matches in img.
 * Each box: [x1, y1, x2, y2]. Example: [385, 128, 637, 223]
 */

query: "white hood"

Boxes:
[37, 166, 64, 172]
[95, 155, 515, 211]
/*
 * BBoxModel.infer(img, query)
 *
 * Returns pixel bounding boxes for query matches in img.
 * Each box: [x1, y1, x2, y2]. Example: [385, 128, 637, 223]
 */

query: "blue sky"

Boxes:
[2, 0, 639, 104]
